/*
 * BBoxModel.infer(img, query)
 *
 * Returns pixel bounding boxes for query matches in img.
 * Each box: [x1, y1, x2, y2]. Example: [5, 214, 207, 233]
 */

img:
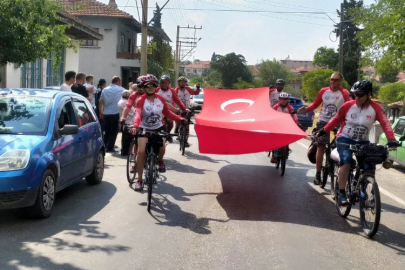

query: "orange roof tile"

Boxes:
[60, 0, 134, 18]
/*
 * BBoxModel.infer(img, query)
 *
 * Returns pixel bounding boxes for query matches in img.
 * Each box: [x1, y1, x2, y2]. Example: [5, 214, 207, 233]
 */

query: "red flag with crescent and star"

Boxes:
[194, 87, 307, 155]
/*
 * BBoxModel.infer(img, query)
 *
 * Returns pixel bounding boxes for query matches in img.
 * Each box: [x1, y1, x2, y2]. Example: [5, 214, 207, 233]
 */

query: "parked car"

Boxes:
[191, 93, 204, 111]
[0, 88, 105, 218]
[44, 86, 62, 90]
[288, 96, 314, 131]
[379, 116, 405, 166]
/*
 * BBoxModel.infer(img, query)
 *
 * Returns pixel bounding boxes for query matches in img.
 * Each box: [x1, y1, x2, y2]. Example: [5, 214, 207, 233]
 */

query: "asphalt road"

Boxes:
[1, 126, 405, 270]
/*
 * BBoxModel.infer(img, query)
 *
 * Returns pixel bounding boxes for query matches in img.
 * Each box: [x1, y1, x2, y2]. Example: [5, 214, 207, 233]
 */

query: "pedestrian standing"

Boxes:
[71, 73, 91, 102]
[118, 90, 135, 155]
[99, 76, 124, 152]
[84, 74, 96, 109]
[60, 71, 76, 92]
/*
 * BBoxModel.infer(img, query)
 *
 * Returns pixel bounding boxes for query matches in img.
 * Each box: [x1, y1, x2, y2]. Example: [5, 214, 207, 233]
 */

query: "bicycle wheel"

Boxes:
[126, 140, 137, 184]
[147, 156, 155, 212]
[330, 162, 337, 200]
[360, 176, 381, 237]
[181, 127, 187, 156]
[335, 179, 352, 218]
[275, 151, 280, 169]
[179, 126, 184, 151]
[320, 148, 329, 189]
[280, 147, 287, 176]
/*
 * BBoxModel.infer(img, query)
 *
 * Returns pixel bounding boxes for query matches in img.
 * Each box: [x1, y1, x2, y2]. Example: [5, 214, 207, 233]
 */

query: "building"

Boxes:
[248, 65, 260, 80]
[280, 57, 318, 70]
[183, 61, 211, 78]
[60, 0, 171, 89]
[1, 10, 102, 89]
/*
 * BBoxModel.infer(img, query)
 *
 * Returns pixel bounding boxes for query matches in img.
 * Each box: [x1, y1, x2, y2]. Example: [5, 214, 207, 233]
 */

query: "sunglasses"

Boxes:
[143, 84, 157, 89]
[354, 92, 367, 98]
[330, 78, 340, 82]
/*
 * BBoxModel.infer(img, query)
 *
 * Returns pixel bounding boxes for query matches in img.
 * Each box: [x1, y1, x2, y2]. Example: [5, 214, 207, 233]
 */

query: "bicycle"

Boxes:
[330, 137, 404, 237]
[310, 128, 338, 188]
[137, 129, 177, 212]
[274, 145, 290, 176]
[178, 108, 195, 156]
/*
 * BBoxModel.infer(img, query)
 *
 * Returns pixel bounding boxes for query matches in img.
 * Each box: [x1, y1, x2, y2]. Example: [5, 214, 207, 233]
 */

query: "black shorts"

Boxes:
[138, 126, 166, 154]
[314, 121, 330, 145]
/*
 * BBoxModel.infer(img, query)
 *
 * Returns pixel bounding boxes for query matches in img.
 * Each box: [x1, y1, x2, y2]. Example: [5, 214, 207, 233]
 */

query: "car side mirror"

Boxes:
[59, 125, 79, 136]
[399, 135, 405, 142]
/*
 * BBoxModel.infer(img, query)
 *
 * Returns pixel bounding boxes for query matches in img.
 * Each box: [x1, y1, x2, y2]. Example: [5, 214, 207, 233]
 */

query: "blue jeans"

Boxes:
[336, 137, 369, 166]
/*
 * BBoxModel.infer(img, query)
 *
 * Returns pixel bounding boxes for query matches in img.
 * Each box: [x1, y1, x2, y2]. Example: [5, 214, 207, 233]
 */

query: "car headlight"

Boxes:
[0, 149, 30, 171]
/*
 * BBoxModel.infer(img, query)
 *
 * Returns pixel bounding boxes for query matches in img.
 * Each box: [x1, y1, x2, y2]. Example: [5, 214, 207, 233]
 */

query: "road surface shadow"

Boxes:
[0, 181, 130, 269]
[216, 163, 405, 254]
[185, 151, 231, 164]
[165, 158, 209, 174]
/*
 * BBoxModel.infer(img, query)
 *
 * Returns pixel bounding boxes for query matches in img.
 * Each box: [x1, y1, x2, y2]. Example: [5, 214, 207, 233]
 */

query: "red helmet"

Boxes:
[137, 74, 158, 87]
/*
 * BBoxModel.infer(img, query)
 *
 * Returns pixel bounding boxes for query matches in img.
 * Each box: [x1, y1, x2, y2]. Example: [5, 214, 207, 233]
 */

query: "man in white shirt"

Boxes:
[60, 71, 76, 92]
[118, 90, 135, 155]
[84, 74, 96, 108]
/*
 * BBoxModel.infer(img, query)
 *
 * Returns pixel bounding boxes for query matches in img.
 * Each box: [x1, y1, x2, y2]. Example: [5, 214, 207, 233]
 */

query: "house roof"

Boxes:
[183, 61, 211, 69]
[57, 10, 103, 40]
[290, 66, 319, 74]
[248, 65, 260, 76]
[59, 0, 171, 41]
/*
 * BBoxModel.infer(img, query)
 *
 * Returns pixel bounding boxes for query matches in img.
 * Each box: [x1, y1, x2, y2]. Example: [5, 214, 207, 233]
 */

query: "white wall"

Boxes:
[78, 17, 141, 84]
[65, 41, 80, 74]
[5, 63, 21, 88]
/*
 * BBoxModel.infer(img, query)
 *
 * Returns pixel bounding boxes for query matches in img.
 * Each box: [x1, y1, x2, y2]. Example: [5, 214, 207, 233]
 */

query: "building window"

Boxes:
[21, 59, 42, 88]
[81, 28, 99, 47]
[46, 50, 65, 86]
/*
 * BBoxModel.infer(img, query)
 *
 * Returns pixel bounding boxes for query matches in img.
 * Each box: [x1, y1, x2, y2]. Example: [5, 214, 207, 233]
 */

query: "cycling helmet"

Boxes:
[160, 75, 171, 82]
[178, 76, 188, 82]
[351, 80, 372, 94]
[137, 74, 158, 87]
[279, 92, 289, 99]
[276, 79, 285, 85]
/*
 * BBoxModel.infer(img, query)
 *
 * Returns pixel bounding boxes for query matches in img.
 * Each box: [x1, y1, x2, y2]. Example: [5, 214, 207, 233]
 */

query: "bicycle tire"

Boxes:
[280, 147, 287, 176]
[320, 148, 329, 188]
[179, 126, 184, 151]
[147, 156, 155, 212]
[181, 128, 187, 156]
[276, 153, 280, 169]
[126, 140, 137, 184]
[360, 176, 381, 238]
[335, 179, 352, 218]
[330, 162, 337, 200]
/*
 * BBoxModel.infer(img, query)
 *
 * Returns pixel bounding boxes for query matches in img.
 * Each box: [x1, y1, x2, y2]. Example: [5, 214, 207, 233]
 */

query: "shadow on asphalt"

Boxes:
[165, 158, 209, 174]
[185, 151, 231, 164]
[0, 181, 130, 269]
[216, 163, 405, 255]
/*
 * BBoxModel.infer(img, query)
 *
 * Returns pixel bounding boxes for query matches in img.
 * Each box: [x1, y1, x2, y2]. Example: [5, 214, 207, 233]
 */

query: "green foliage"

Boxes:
[181, 60, 192, 66]
[256, 59, 291, 87]
[378, 83, 405, 105]
[210, 53, 252, 88]
[0, 0, 74, 67]
[352, 0, 405, 69]
[375, 54, 401, 83]
[232, 78, 255, 89]
[283, 85, 301, 98]
[147, 59, 163, 79]
[205, 70, 222, 88]
[189, 76, 204, 86]
[151, 3, 162, 28]
[336, 0, 364, 86]
[313, 47, 338, 70]
[211, 52, 217, 62]
[302, 69, 350, 101]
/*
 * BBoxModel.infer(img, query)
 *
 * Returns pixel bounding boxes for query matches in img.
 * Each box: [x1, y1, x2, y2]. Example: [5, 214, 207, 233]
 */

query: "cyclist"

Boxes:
[269, 79, 285, 107]
[316, 80, 396, 206]
[155, 75, 188, 142]
[298, 72, 351, 185]
[129, 74, 187, 191]
[270, 92, 299, 163]
[120, 78, 143, 124]
[174, 76, 200, 147]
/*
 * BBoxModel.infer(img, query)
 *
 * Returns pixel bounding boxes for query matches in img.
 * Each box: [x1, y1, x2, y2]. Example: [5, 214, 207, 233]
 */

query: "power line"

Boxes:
[239, 0, 336, 13]
[134, 0, 141, 22]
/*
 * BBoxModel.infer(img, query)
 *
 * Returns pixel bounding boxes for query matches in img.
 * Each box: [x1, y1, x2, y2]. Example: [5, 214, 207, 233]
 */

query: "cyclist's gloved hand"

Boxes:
[387, 140, 400, 149]
[129, 127, 138, 135]
[316, 128, 326, 138]
[181, 118, 188, 125]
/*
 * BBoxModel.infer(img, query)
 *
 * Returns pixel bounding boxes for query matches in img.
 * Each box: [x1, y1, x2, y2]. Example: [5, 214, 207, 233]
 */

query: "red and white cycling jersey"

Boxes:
[125, 92, 140, 109]
[134, 94, 182, 130]
[324, 100, 395, 141]
[273, 103, 299, 124]
[307, 87, 351, 123]
[175, 86, 200, 108]
[269, 89, 282, 107]
[156, 87, 186, 110]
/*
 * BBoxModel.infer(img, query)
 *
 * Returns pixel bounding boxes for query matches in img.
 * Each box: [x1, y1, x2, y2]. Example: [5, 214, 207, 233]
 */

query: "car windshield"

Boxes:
[0, 96, 51, 135]
[195, 94, 204, 99]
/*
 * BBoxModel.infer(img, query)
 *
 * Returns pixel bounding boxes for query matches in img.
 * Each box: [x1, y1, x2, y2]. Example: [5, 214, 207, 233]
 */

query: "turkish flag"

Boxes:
[194, 87, 307, 155]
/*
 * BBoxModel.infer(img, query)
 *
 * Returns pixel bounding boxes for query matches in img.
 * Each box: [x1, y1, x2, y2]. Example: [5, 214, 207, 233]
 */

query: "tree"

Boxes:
[181, 60, 192, 66]
[211, 52, 217, 62]
[256, 59, 291, 87]
[189, 76, 204, 86]
[205, 70, 222, 87]
[232, 78, 254, 89]
[151, 3, 162, 28]
[302, 69, 350, 101]
[147, 59, 163, 79]
[313, 47, 338, 70]
[353, 0, 405, 69]
[210, 53, 252, 88]
[378, 83, 405, 105]
[0, 0, 74, 66]
[375, 54, 401, 83]
[335, 0, 364, 86]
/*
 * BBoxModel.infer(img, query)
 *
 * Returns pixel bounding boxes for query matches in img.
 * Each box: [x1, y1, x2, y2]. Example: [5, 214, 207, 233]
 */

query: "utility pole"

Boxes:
[141, 0, 148, 75]
[174, 25, 202, 81]
[338, 2, 344, 74]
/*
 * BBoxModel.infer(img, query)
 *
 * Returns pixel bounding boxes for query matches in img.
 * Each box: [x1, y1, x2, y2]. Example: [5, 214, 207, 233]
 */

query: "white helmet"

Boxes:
[279, 92, 289, 99]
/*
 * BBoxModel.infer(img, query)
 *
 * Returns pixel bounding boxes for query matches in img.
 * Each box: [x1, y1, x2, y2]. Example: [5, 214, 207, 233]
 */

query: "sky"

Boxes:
[100, 0, 374, 65]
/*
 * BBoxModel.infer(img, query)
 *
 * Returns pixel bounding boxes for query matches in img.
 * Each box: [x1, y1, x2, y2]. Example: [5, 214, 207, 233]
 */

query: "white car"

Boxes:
[191, 93, 204, 111]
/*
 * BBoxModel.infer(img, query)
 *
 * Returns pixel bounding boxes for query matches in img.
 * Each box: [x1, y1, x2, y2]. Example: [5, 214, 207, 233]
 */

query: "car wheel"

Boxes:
[86, 151, 104, 185]
[30, 169, 56, 218]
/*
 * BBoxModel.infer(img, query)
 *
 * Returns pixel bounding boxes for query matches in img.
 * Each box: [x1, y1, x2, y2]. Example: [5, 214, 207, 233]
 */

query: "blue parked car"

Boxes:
[0, 88, 105, 218]
[288, 96, 314, 131]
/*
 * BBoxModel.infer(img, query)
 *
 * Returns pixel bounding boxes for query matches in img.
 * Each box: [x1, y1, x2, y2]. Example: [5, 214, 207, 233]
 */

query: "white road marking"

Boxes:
[296, 139, 405, 208]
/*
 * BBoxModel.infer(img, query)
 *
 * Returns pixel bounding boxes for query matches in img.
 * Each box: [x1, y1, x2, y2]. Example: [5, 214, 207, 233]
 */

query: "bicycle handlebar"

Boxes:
[137, 129, 178, 138]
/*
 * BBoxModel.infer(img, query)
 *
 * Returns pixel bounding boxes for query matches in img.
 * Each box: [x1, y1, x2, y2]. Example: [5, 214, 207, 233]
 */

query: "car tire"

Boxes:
[86, 151, 104, 185]
[30, 169, 56, 219]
